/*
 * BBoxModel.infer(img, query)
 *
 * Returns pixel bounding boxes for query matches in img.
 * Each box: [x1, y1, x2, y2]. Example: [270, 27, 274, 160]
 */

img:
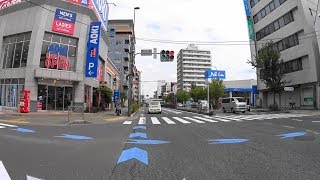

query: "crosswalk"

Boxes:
[125, 113, 317, 125]
[0, 122, 17, 129]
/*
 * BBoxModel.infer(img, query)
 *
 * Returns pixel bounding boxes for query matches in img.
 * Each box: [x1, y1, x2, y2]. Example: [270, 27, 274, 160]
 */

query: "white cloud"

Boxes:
[108, 0, 256, 97]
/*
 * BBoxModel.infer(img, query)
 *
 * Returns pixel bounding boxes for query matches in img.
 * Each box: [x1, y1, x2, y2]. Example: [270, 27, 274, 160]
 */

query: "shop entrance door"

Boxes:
[39, 85, 73, 111]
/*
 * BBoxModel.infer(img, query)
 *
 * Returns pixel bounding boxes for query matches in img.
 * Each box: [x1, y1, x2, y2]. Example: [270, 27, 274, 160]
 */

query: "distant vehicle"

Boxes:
[148, 101, 162, 114]
[191, 102, 198, 108]
[197, 100, 208, 110]
[145, 103, 149, 107]
[177, 103, 183, 107]
[221, 97, 247, 113]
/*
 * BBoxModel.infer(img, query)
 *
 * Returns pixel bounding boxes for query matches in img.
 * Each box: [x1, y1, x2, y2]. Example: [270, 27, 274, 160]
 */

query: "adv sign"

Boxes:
[67, 0, 89, 7]
[52, 9, 77, 35]
[85, 22, 101, 78]
[205, 70, 226, 80]
[91, 0, 110, 30]
[0, 0, 22, 10]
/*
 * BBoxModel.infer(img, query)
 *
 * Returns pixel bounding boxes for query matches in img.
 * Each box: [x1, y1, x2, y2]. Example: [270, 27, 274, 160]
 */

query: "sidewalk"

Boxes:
[0, 108, 133, 126]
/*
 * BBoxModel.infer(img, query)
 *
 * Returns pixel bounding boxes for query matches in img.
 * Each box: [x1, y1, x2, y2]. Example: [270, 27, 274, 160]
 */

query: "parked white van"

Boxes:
[221, 97, 247, 113]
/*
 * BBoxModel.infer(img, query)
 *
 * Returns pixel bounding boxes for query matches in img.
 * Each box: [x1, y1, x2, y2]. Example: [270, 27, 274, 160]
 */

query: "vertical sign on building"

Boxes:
[91, 0, 110, 31]
[85, 22, 101, 78]
[243, 0, 251, 16]
[52, 8, 77, 35]
[243, 0, 255, 40]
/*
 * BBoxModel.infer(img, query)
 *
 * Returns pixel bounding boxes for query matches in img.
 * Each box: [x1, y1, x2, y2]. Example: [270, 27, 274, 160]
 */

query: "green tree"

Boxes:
[209, 80, 226, 107]
[189, 86, 206, 102]
[165, 93, 175, 103]
[99, 87, 113, 110]
[248, 41, 289, 108]
[176, 90, 190, 103]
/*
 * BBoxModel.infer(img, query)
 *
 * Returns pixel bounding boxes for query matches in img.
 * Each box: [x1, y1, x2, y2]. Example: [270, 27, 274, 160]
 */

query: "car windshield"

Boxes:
[236, 98, 246, 102]
[150, 102, 159, 106]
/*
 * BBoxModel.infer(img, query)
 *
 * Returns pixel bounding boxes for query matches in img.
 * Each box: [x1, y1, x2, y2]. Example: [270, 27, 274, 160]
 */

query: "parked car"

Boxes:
[221, 97, 247, 113]
[191, 102, 198, 108]
[148, 101, 162, 114]
[177, 103, 183, 107]
[197, 100, 208, 110]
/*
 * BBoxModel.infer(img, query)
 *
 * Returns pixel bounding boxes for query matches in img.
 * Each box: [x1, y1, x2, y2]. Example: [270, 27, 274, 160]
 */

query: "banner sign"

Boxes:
[0, 0, 23, 10]
[85, 22, 101, 78]
[91, 0, 109, 30]
[52, 8, 77, 35]
[67, 0, 89, 7]
[247, 18, 255, 40]
[205, 70, 226, 80]
[243, 0, 251, 16]
[45, 43, 71, 70]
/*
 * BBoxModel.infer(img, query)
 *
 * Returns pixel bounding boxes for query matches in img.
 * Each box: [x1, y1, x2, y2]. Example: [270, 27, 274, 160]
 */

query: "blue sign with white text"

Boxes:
[205, 70, 226, 80]
[243, 0, 251, 16]
[55, 9, 77, 23]
[114, 90, 120, 103]
[85, 22, 101, 78]
[91, 0, 110, 30]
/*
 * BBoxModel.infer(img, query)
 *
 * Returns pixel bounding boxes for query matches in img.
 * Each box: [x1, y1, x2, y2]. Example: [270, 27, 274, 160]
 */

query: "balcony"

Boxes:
[183, 74, 204, 78]
[183, 65, 208, 69]
[183, 78, 205, 82]
[183, 61, 211, 65]
[183, 69, 206, 73]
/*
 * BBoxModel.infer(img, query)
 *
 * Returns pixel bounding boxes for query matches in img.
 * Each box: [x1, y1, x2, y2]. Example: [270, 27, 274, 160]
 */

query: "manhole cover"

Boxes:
[294, 136, 316, 141]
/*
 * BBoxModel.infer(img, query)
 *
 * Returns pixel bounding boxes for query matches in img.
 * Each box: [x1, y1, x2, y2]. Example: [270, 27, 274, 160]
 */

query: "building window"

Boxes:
[0, 78, 25, 107]
[40, 32, 78, 71]
[280, 57, 303, 74]
[1, 32, 31, 69]
[253, 0, 287, 24]
[256, 11, 294, 41]
[258, 32, 299, 54]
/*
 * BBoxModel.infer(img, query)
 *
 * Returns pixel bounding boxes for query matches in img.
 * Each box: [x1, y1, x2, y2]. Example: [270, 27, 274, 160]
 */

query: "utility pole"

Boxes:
[207, 79, 210, 115]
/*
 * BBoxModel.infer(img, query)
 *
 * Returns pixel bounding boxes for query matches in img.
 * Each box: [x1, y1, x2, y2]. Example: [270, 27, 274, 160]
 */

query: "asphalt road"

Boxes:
[1, 107, 320, 179]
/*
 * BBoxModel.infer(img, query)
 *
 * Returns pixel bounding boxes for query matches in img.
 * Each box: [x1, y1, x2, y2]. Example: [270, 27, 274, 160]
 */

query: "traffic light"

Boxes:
[113, 77, 117, 86]
[160, 50, 174, 62]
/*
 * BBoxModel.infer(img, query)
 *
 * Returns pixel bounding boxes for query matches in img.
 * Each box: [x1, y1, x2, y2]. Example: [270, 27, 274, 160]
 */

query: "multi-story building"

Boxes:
[160, 82, 171, 97]
[177, 44, 212, 91]
[157, 80, 166, 98]
[107, 20, 133, 93]
[0, 0, 112, 111]
[132, 67, 140, 102]
[171, 82, 178, 94]
[247, 0, 320, 109]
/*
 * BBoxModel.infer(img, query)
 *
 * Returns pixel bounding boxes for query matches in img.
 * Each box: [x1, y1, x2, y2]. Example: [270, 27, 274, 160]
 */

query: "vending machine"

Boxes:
[19, 90, 30, 113]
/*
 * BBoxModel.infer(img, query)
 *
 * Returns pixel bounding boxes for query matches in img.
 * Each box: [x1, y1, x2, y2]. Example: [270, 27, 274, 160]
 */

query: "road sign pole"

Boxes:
[207, 79, 210, 115]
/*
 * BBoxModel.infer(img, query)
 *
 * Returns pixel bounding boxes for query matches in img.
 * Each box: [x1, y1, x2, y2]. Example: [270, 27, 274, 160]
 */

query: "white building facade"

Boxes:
[177, 44, 212, 91]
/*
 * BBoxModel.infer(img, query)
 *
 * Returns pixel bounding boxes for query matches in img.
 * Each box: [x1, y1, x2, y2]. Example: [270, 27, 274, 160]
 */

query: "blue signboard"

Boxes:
[205, 70, 226, 80]
[243, 0, 251, 16]
[54, 9, 77, 23]
[114, 90, 120, 103]
[91, 0, 109, 30]
[85, 22, 101, 78]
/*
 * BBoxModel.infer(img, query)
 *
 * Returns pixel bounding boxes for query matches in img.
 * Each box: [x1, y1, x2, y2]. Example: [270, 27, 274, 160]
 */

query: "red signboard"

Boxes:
[0, 0, 23, 10]
[52, 19, 75, 35]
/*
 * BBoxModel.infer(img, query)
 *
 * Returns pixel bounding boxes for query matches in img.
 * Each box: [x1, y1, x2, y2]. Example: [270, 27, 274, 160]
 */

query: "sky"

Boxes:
[108, 0, 256, 97]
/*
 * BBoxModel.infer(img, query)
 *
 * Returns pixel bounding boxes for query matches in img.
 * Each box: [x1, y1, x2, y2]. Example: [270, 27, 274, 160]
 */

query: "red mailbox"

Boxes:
[20, 90, 30, 113]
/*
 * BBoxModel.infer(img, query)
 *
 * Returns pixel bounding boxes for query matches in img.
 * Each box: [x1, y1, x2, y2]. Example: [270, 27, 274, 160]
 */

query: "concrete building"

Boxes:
[171, 82, 178, 94]
[160, 82, 171, 97]
[0, 0, 112, 111]
[223, 79, 258, 106]
[132, 67, 140, 102]
[177, 44, 212, 91]
[157, 80, 166, 98]
[248, 0, 320, 109]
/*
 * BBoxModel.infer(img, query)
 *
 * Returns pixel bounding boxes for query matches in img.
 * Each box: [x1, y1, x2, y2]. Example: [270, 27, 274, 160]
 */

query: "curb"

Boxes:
[130, 107, 141, 118]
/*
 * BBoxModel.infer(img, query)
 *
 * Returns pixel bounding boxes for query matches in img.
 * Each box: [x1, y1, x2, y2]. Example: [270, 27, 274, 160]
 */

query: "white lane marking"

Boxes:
[292, 119, 302, 122]
[0, 123, 17, 128]
[161, 117, 176, 124]
[123, 121, 132, 125]
[183, 117, 205, 123]
[282, 125, 294, 129]
[27, 175, 42, 180]
[138, 117, 146, 125]
[193, 116, 218, 123]
[312, 121, 320, 123]
[306, 130, 320, 135]
[151, 117, 161, 124]
[214, 116, 243, 122]
[0, 126, 6, 129]
[203, 115, 230, 122]
[172, 117, 191, 124]
[0, 161, 11, 180]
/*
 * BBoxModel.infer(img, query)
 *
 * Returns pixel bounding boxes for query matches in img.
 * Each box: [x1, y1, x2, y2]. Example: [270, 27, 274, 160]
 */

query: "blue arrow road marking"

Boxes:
[277, 132, 307, 138]
[129, 132, 147, 139]
[133, 126, 146, 130]
[127, 139, 171, 145]
[117, 147, 148, 165]
[208, 139, 249, 144]
[55, 134, 93, 140]
[13, 128, 35, 133]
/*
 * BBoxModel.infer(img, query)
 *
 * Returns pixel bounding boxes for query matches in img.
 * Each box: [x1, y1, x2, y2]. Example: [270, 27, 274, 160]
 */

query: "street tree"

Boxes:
[209, 80, 225, 107]
[99, 87, 113, 110]
[189, 86, 206, 102]
[176, 90, 190, 103]
[248, 41, 289, 109]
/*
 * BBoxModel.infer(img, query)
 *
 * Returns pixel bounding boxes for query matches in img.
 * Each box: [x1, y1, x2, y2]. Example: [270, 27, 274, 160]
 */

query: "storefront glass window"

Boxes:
[0, 78, 25, 107]
[40, 32, 78, 72]
[1, 32, 31, 69]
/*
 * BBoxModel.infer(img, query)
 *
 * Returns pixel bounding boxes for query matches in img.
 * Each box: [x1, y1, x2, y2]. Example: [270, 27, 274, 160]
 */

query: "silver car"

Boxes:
[221, 97, 247, 113]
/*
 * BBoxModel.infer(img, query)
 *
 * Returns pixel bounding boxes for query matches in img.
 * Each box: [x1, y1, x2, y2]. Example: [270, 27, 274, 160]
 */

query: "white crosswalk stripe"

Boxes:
[172, 117, 191, 124]
[0, 123, 17, 128]
[123, 121, 132, 125]
[161, 117, 176, 124]
[214, 115, 243, 121]
[183, 117, 205, 123]
[0, 126, 6, 129]
[193, 116, 218, 123]
[138, 117, 146, 125]
[203, 115, 231, 122]
[151, 117, 161, 124]
[0, 161, 11, 180]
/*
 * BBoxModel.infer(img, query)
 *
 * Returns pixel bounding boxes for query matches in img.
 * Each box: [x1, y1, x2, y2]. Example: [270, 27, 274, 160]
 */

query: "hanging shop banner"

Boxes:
[67, 0, 89, 7]
[0, 0, 23, 10]
[247, 17, 255, 40]
[85, 22, 101, 78]
[45, 43, 71, 70]
[52, 8, 77, 35]
[243, 0, 251, 16]
[91, 0, 109, 30]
